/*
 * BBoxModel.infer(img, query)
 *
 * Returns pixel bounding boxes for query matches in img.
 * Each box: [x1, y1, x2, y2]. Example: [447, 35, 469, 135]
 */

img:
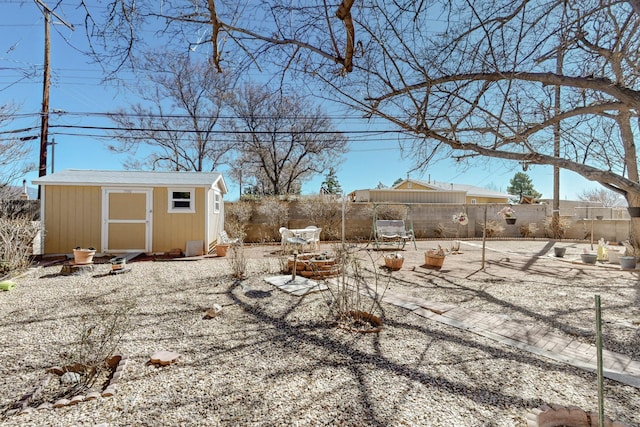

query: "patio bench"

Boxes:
[374, 219, 415, 249]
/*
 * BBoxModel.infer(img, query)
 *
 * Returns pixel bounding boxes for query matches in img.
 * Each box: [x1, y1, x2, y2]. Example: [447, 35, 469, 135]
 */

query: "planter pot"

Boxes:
[580, 253, 597, 264]
[619, 256, 637, 270]
[216, 244, 230, 257]
[608, 249, 621, 264]
[73, 248, 96, 264]
[505, 217, 517, 225]
[425, 251, 446, 269]
[384, 256, 404, 270]
[553, 247, 566, 258]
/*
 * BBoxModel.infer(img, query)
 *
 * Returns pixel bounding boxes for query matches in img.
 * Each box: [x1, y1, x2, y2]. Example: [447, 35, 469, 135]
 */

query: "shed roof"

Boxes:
[32, 169, 228, 194]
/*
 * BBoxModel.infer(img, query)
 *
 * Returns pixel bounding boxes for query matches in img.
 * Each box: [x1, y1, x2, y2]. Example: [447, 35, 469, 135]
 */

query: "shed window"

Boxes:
[168, 188, 195, 213]
[214, 192, 221, 213]
[470, 198, 477, 204]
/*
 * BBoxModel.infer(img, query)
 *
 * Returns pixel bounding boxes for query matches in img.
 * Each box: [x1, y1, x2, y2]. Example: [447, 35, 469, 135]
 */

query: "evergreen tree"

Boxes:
[321, 167, 342, 194]
[507, 172, 542, 200]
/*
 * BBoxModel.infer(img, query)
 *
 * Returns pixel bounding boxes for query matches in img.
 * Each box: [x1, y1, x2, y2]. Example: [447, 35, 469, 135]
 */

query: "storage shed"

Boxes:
[32, 169, 228, 256]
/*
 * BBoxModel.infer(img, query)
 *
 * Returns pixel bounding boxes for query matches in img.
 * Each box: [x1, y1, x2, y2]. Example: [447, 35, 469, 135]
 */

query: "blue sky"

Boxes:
[0, 1, 593, 201]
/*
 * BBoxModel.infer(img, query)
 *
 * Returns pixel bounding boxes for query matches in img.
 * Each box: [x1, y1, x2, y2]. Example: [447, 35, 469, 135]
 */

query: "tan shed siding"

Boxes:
[466, 196, 509, 204]
[152, 187, 206, 253]
[44, 185, 102, 254]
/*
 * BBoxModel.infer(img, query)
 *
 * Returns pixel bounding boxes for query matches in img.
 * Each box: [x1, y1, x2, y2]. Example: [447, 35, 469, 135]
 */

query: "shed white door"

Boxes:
[102, 189, 152, 253]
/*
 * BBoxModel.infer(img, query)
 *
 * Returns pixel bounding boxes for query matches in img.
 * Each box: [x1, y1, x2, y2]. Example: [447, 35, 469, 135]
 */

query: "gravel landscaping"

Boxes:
[0, 240, 639, 426]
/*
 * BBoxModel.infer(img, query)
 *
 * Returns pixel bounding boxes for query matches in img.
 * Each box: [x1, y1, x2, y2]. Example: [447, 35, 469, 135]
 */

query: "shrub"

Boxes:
[299, 195, 350, 241]
[227, 244, 247, 279]
[0, 216, 40, 278]
[225, 201, 253, 242]
[543, 216, 572, 239]
[481, 220, 504, 238]
[256, 197, 289, 242]
[324, 243, 391, 324]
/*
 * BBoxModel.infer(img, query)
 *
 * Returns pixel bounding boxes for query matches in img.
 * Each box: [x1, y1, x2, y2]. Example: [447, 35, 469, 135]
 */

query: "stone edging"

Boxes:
[6, 354, 128, 416]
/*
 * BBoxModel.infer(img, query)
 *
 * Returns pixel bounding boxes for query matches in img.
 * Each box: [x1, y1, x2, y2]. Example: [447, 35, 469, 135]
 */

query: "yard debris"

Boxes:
[203, 304, 224, 319]
[0, 280, 16, 291]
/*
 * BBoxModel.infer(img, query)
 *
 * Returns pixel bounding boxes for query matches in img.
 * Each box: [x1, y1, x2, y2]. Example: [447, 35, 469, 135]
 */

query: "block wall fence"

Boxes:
[226, 201, 632, 244]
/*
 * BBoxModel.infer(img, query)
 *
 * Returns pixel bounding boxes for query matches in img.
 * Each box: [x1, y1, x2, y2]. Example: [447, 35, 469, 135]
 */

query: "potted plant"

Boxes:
[619, 244, 636, 270]
[553, 246, 566, 257]
[215, 244, 230, 257]
[451, 211, 468, 252]
[497, 206, 517, 225]
[425, 245, 447, 269]
[580, 249, 597, 264]
[73, 247, 96, 264]
[384, 253, 404, 270]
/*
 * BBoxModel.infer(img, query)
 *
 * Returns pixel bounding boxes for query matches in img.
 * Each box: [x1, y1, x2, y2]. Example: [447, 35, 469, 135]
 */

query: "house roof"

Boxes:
[32, 169, 228, 194]
[394, 178, 512, 198]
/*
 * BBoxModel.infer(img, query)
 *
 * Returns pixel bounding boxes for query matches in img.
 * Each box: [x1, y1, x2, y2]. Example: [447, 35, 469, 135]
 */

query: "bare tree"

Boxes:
[79, 1, 640, 248]
[0, 103, 34, 197]
[109, 51, 234, 171]
[225, 84, 348, 196]
[578, 188, 627, 207]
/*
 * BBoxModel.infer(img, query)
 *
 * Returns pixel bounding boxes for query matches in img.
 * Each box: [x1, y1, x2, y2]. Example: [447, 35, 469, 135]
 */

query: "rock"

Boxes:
[53, 399, 70, 408]
[149, 350, 180, 366]
[85, 391, 101, 400]
[60, 371, 81, 384]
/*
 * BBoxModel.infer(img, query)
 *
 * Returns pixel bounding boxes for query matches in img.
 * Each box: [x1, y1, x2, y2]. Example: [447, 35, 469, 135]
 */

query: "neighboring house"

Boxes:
[349, 178, 511, 204]
[32, 169, 228, 256]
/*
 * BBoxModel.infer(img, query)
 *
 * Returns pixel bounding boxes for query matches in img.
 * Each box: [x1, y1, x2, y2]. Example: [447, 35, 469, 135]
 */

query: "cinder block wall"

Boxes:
[227, 200, 631, 243]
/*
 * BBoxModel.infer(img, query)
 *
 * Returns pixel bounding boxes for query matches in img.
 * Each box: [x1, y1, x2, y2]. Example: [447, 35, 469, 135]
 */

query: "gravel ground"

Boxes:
[0, 239, 639, 427]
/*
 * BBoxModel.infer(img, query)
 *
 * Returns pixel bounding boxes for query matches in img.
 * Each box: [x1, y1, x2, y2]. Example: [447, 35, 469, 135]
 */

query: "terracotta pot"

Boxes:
[216, 244, 229, 257]
[73, 248, 96, 264]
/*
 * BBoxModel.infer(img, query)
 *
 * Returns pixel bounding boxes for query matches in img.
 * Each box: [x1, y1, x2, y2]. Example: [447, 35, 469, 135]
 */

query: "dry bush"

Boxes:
[225, 201, 253, 242]
[519, 222, 539, 238]
[543, 216, 572, 239]
[50, 301, 135, 402]
[481, 220, 505, 238]
[256, 197, 289, 241]
[227, 244, 247, 279]
[371, 204, 408, 220]
[434, 223, 447, 238]
[298, 195, 349, 241]
[323, 244, 391, 322]
[0, 216, 40, 278]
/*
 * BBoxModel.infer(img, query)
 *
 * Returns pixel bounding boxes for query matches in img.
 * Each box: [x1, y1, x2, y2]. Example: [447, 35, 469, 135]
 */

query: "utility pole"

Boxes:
[34, 0, 73, 198]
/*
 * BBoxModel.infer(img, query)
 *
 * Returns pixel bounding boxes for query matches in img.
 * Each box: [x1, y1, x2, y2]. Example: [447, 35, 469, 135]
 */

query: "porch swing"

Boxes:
[371, 203, 417, 250]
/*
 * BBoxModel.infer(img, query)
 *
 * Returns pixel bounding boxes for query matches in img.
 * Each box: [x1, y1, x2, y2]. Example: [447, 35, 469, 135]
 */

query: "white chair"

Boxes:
[219, 230, 239, 245]
[279, 227, 295, 253]
[301, 225, 321, 251]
